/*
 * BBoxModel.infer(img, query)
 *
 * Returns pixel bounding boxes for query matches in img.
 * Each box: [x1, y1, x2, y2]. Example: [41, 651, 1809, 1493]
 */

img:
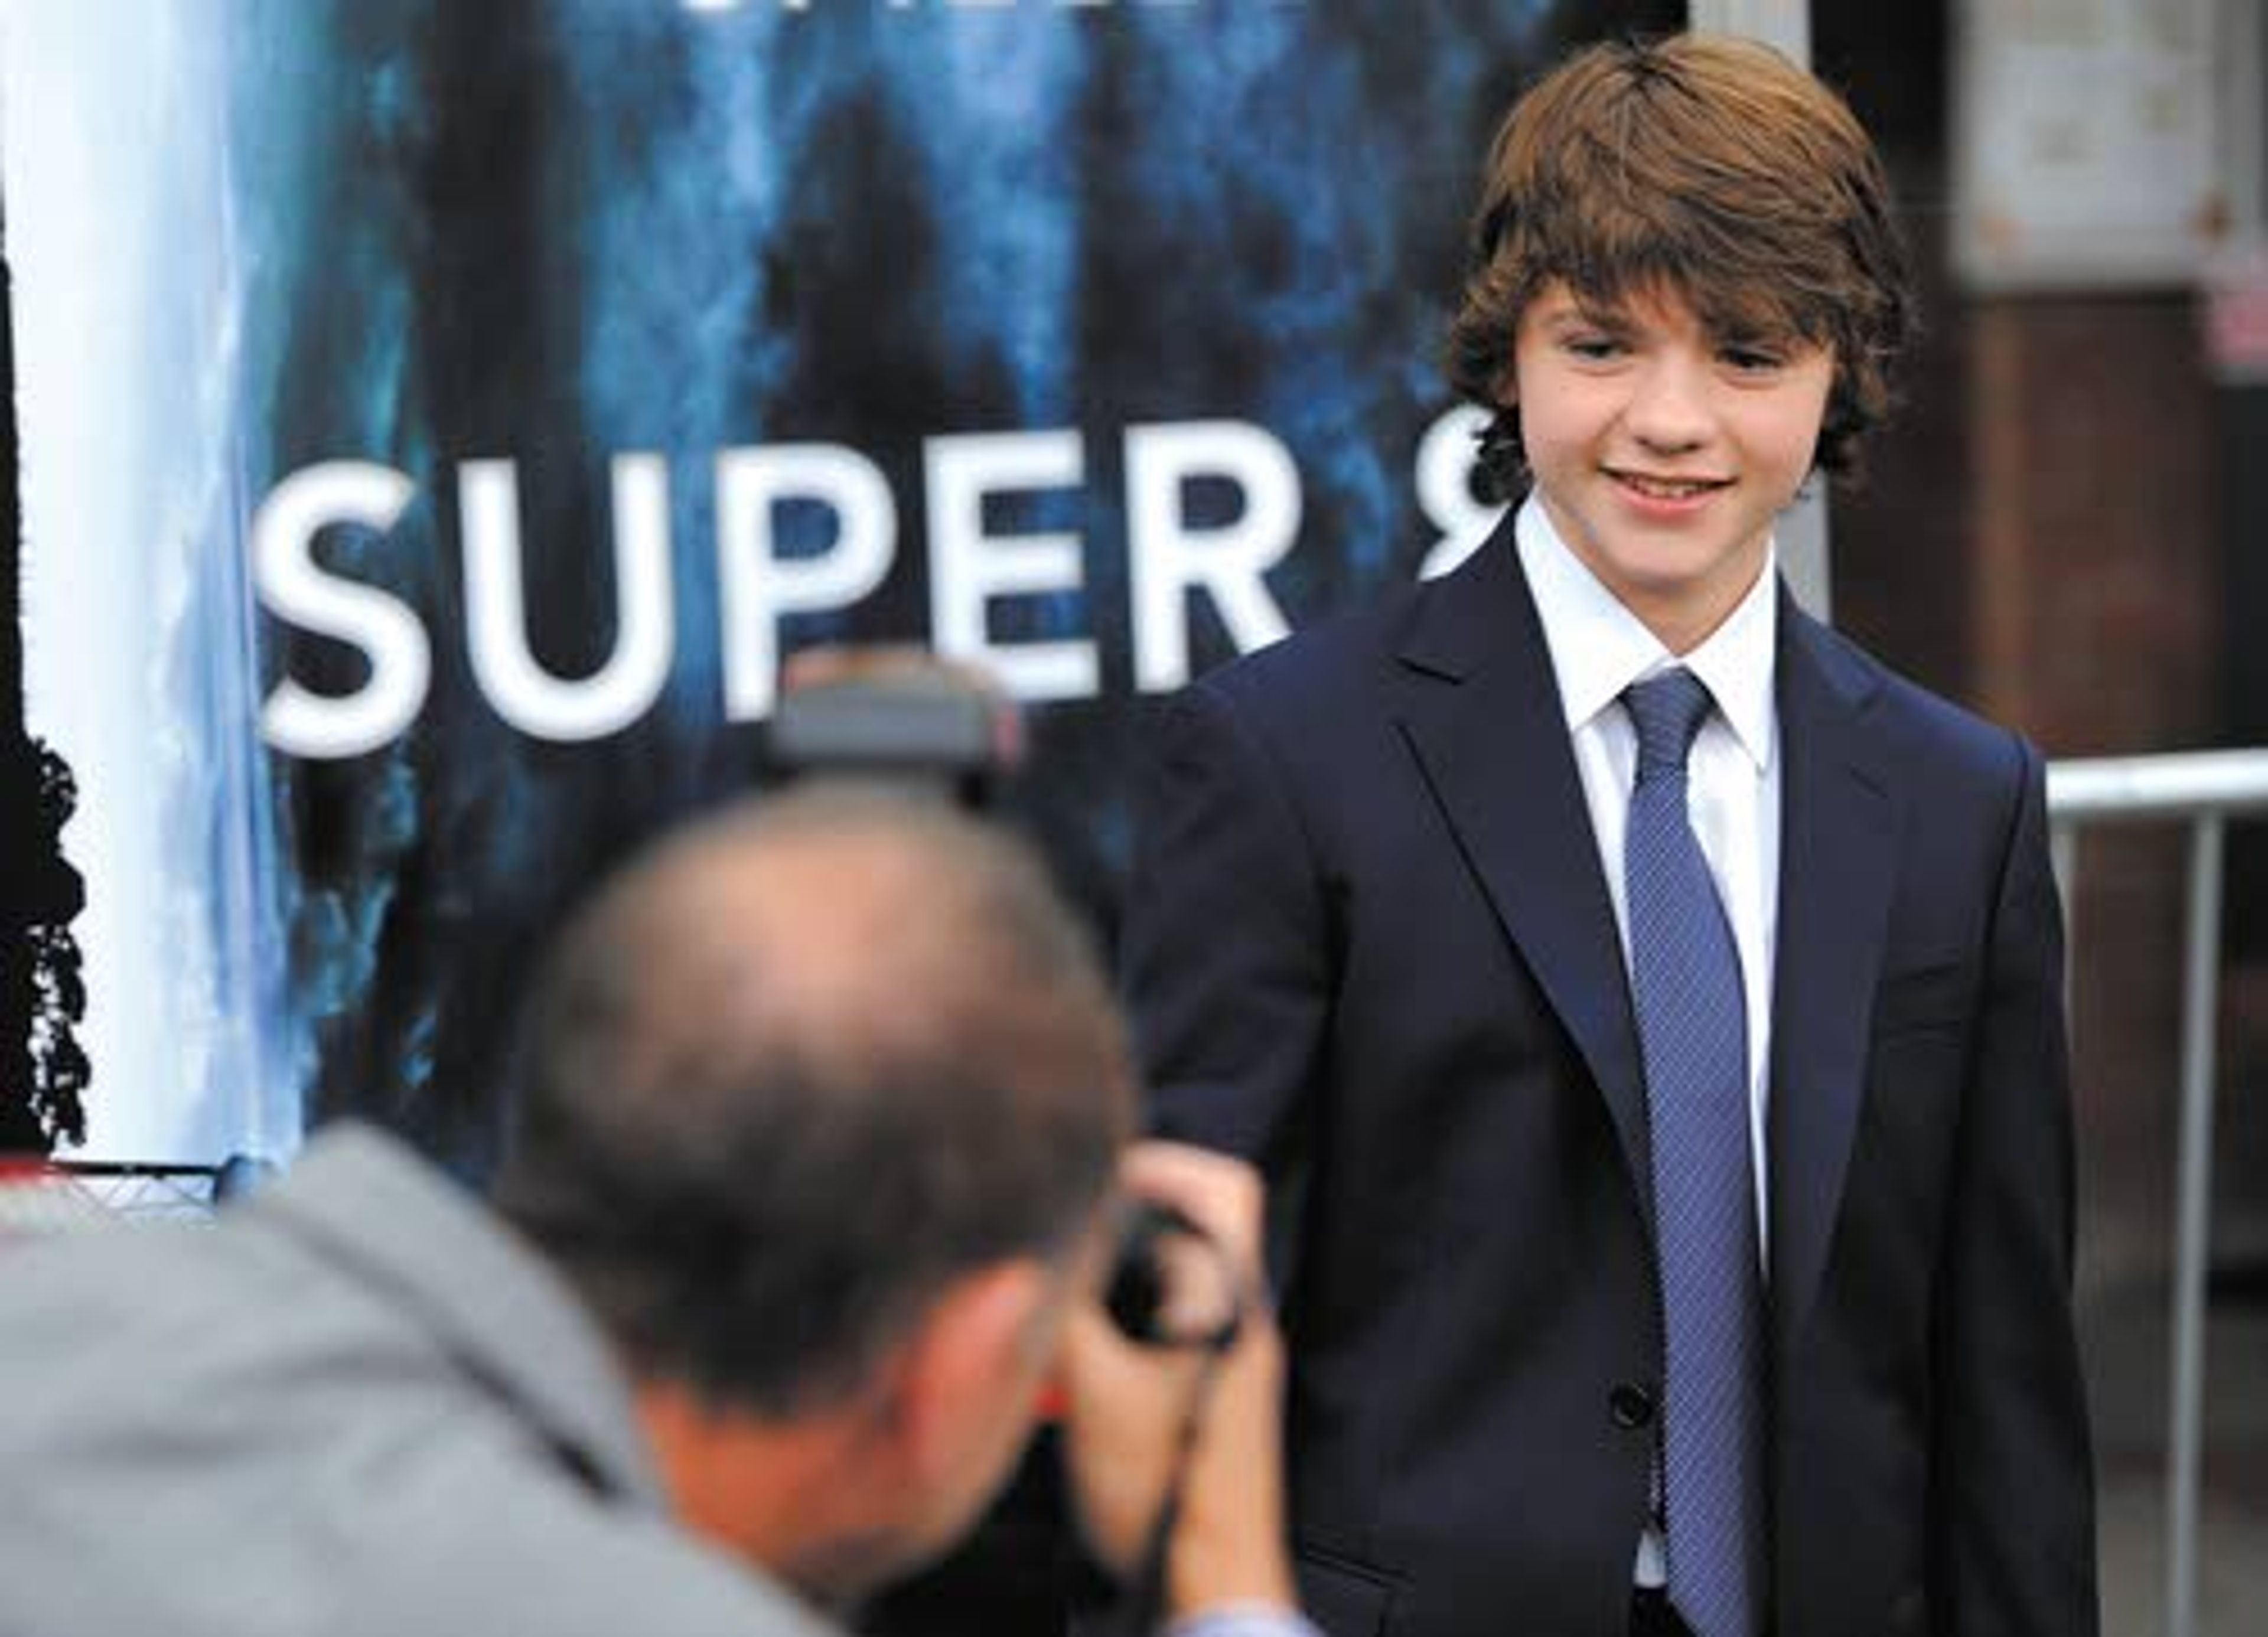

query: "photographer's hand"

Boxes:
[1057, 1141, 1298, 1626]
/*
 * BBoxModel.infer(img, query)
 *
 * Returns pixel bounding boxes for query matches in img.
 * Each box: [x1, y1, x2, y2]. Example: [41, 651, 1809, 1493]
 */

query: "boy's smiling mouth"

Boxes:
[1608, 469, 1732, 501]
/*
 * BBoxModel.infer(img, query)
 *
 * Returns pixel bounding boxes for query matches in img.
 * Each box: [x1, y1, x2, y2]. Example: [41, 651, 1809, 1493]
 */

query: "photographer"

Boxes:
[0, 787, 1310, 1637]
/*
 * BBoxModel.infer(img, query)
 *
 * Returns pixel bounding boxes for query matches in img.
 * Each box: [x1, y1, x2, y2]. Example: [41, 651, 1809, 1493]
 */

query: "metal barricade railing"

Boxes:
[0, 1160, 224, 1244]
[2047, 746, 2268, 1637]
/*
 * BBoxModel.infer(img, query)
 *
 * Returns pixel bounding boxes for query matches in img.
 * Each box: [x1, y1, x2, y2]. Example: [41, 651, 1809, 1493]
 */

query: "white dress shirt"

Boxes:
[1513, 497, 1784, 1587]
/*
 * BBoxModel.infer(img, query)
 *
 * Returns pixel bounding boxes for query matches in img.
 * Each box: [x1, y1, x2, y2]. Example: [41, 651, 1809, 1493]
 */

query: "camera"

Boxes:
[765, 647, 1021, 811]
[1103, 1198, 1244, 1355]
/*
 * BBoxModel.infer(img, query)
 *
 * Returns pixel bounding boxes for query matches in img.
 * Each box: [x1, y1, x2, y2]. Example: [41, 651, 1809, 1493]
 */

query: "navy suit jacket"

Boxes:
[1122, 516, 2097, 1637]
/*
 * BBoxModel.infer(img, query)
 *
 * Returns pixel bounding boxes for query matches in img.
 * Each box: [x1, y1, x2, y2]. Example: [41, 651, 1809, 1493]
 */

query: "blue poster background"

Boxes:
[2, 0, 1674, 1167]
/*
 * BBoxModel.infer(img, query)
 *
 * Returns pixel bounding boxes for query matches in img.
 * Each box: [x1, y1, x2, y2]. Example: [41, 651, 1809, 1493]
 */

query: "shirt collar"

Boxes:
[1514, 495, 1778, 772]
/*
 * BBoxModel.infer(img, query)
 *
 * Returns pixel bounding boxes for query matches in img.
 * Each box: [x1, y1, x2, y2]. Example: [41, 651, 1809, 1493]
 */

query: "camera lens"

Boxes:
[1102, 1199, 1243, 1352]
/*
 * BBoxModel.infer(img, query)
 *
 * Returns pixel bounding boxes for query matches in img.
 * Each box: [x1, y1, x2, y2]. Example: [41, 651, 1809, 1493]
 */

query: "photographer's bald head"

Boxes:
[493, 786, 1136, 1603]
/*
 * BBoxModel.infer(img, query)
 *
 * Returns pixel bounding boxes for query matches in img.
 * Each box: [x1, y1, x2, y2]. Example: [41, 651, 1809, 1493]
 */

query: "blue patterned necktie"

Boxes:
[1622, 669, 1765, 1637]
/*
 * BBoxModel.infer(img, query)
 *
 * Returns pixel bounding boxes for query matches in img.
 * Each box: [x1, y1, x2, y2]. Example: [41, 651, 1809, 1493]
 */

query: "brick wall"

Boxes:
[1967, 298, 2219, 755]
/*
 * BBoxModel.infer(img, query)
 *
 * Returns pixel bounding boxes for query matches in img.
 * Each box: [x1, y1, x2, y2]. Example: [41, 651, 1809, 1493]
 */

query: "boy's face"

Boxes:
[1508, 281, 1833, 654]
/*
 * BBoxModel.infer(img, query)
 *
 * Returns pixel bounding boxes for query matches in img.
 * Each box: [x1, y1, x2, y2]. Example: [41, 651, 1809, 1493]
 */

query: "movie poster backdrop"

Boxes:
[0, 0, 1676, 1167]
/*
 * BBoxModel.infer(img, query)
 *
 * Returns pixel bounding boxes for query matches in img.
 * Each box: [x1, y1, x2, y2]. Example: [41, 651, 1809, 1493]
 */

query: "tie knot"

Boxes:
[1624, 669, 1715, 775]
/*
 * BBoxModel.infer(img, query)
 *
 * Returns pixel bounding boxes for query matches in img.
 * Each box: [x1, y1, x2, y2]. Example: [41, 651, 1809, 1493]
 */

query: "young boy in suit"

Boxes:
[1122, 34, 2096, 1637]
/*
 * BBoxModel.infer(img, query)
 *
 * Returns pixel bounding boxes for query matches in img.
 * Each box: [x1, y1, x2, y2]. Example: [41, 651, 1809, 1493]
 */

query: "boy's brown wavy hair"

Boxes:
[1446, 34, 1914, 503]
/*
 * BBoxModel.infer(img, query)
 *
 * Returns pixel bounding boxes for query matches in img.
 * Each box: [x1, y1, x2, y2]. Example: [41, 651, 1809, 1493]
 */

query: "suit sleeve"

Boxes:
[1120, 680, 1332, 1169]
[1934, 736, 2098, 1635]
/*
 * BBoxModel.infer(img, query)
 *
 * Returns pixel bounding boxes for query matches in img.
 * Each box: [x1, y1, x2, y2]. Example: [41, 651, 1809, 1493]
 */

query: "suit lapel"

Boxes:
[1393, 520, 1653, 1218]
[1390, 539, 1904, 1297]
[1768, 598, 1899, 1356]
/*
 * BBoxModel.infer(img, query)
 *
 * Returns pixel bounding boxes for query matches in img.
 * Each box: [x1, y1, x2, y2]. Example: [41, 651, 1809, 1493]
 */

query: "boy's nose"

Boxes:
[1623, 359, 1713, 452]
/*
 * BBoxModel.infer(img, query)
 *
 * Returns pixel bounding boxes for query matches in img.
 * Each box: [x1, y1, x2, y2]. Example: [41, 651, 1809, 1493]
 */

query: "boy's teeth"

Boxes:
[1624, 474, 1712, 498]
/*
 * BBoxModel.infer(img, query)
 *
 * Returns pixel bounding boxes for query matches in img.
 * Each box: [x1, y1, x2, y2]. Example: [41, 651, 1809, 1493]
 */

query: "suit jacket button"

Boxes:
[1609, 1384, 1656, 1430]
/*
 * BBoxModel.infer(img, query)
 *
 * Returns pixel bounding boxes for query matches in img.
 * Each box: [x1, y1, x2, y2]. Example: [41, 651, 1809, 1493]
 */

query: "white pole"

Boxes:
[1685, 0, 1810, 66]
[2166, 816, 2225, 1637]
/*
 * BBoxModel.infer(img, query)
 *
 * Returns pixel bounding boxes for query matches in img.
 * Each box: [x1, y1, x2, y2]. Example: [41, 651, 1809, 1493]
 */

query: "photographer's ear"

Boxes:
[864, 1258, 1065, 1544]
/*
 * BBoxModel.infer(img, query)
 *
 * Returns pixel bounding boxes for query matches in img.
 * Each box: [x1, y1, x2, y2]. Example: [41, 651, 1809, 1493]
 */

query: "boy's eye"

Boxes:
[1719, 344, 1785, 373]
[1563, 334, 1625, 361]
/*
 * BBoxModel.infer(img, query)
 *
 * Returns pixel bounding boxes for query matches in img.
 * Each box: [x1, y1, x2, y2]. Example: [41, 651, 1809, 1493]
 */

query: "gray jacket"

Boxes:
[0, 1123, 837, 1637]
